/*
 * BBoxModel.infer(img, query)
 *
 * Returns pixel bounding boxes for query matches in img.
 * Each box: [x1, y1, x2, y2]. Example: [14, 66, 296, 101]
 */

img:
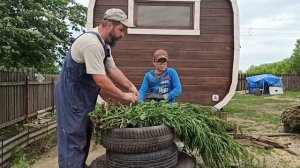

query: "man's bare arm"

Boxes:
[92, 74, 137, 102]
[107, 68, 139, 95]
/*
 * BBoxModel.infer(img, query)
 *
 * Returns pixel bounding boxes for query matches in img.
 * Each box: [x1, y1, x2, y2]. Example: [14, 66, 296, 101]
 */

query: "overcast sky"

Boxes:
[75, 0, 300, 71]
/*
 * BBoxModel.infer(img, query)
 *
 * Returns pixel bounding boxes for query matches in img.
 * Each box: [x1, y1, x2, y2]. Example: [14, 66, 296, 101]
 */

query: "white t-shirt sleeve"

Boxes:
[82, 44, 106, 75]
[105, 45, 117, 69]
[82, 44, 116, 75]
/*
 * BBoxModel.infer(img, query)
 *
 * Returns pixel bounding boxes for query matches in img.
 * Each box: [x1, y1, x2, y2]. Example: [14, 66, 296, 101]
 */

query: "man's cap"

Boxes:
[104, 8, 135, 28]
[153, 49, 169, 61]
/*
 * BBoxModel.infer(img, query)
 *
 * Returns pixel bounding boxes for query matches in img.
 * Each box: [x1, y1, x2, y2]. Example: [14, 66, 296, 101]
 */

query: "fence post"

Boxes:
[1, 139, 3, 168]
[25, 76, 29, 122]
[27, 127, 29, 147]
[51, 77, 55, 113]
[244, 74, 247, 91]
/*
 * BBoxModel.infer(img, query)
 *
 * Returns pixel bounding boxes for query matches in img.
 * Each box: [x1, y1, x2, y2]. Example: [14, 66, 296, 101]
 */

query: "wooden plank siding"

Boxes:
[282, 75, 300, 90]
[0, 70, 57, 129]
[93, 0, 234, 106]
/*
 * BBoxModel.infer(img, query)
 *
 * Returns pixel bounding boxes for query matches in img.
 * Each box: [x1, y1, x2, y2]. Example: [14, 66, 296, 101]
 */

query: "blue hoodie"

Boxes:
[139, 68, 182, 103]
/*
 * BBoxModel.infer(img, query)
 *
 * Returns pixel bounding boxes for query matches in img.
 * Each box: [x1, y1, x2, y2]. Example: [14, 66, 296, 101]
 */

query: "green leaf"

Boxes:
[0, 0, 87, 73]
[139, 113, 146, 120]
[89, 102, 248, 168]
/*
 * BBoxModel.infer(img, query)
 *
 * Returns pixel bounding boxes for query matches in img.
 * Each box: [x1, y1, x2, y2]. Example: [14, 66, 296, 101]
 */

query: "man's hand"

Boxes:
[123, 93, 138, 102]
[129, 84, 139, 97]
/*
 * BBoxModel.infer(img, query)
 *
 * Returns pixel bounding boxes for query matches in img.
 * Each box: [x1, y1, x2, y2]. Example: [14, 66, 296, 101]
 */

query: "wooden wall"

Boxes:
[0, 69, 57, 129]
[93, 0, 234, 106]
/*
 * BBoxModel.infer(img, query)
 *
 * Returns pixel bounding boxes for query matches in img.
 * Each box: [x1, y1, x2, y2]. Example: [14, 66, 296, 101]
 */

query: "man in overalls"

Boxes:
[54, 8, 139, 168]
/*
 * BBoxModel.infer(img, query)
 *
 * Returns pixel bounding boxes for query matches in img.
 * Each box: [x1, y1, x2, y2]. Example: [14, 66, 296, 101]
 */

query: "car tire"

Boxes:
[106, 143, 178, 168]
[102, 124, 174, 153]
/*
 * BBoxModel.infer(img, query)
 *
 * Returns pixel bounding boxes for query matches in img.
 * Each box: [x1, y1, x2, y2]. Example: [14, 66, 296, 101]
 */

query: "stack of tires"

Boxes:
[102, 125, 177, 168]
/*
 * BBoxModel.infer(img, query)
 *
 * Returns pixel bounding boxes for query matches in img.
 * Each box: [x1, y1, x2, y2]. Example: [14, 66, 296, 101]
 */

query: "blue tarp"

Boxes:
[246, 74, 283, 94]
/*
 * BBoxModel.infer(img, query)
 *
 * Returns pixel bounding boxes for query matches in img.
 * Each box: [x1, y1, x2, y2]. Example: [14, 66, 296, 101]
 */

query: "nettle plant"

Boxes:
[89, 101, 249, 168]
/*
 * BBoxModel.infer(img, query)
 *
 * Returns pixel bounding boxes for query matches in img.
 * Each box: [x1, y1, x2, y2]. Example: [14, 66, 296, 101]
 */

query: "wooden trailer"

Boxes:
[87, 0, 240, 109]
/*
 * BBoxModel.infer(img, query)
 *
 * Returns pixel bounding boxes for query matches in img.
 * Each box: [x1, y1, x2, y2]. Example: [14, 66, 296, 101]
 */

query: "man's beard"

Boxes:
[105, 30, 120, 47]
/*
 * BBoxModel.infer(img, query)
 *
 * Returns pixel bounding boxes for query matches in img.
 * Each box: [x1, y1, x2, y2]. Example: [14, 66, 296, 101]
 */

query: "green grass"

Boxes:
[278, 158, 293, 168]
[251, 147, 272, 156]
[10, 132, 57, 167]
[279, 89, 300, 98]
[224, 90, 300, 168]
[11, 151, 30, 168]
[224, 90, 300, 124]
[241, 152, 269, 168]
[224, 104, 281, 124]
[245, 127, 258, 132]
[0, 122, 27, 140]
[231, 94, 291, 105]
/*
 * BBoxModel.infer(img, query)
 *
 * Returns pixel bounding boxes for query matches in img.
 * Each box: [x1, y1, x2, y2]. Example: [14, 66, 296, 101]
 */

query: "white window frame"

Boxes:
[128, 0, 201, 35]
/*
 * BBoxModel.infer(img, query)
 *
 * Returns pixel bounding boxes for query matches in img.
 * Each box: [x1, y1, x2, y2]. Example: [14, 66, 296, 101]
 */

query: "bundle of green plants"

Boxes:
[89, 101, 248, 168]
[281, 105, 300, 132]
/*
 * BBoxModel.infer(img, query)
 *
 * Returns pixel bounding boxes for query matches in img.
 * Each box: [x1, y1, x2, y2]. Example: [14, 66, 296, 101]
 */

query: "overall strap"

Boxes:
[85, 31, 111, 65]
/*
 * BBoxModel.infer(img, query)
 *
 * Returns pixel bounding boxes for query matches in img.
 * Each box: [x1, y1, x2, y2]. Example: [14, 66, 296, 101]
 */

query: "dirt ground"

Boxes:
[32, 94, 300, 168]
[31, 141, 106, 168]
[228, 94, 300, 168]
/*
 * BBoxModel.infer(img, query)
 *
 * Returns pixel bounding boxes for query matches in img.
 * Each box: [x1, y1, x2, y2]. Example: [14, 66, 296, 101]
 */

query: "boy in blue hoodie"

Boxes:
[139, 49, 182, 103]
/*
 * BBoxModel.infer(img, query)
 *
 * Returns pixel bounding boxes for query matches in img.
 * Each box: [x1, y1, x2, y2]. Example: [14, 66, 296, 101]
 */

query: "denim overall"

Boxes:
[55, 32, 110, 168]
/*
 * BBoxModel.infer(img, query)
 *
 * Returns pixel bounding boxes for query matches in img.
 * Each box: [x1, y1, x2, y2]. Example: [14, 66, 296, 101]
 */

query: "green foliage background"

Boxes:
[245, 39, 300, 75]
[0, 0, 87, 73]
[1, 1, 299, 75]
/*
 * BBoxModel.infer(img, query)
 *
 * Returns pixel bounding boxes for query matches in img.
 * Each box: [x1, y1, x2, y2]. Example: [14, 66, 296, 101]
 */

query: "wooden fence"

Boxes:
[0, 69, 58, 129]
[237, 74, 300, 91]
[1, 70, 299, 129]
[0, 121, 57, 168]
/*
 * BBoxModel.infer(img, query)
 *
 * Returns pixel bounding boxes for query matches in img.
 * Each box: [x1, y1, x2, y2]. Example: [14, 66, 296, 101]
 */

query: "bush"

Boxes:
[281, 105, 300, 133]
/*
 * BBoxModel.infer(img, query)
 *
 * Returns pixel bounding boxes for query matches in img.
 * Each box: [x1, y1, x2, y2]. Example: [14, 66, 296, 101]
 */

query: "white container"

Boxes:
[269, 86, 284, 95]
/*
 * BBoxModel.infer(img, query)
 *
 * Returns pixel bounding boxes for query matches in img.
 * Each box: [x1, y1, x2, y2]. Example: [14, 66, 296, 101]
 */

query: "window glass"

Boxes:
[136, 5, 192, 27]
[127, 0, 201, 35]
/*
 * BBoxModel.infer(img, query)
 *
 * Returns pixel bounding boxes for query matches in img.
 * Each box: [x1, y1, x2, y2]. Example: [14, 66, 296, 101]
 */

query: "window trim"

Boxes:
[134, 2, 194, 29]
[128, 0, 201, 35]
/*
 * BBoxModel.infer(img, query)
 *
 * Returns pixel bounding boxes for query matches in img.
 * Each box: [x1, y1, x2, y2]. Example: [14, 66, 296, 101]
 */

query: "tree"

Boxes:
[246, 58, 293, 75]
[244, 39, 300, 75]
[290, 39, 300, 75]
[0, 0, 87, 73]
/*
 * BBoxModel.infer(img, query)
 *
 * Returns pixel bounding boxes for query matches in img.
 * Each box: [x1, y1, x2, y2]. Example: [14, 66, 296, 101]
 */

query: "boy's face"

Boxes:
[154, 58, 168, 71]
